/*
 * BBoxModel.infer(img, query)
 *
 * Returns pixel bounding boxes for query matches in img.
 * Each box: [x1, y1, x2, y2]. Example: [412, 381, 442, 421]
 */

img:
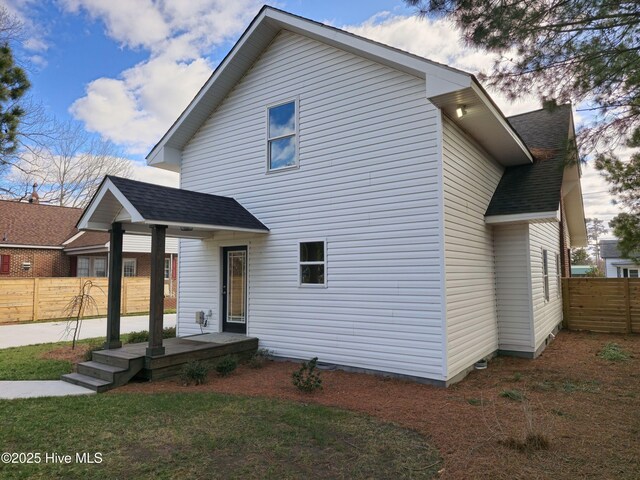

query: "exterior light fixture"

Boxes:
[456, 105, 467, 118]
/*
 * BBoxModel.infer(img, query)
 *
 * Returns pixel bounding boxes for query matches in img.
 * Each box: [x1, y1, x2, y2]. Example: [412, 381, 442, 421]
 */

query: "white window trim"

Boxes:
[556, 253, 561, 298]
[542, 248, 550, 303]
[266, 97, 300, 173]
[298, 239, 327, 288]
[123, 258, 137, 277]
[164, 257, 171, 280]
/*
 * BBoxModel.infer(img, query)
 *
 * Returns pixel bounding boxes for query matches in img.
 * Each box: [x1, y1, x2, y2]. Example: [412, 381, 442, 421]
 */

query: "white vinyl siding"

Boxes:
[441, 116, 504, 379]
[123, 234, 178, 254]
[178, 31, 444, 380]
[529, 222, 562, 349]
[494, 224, 533, 351]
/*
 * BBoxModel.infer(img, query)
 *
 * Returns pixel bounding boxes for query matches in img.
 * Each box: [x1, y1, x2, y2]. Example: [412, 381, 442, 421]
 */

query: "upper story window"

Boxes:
[267, 100, 297, 171]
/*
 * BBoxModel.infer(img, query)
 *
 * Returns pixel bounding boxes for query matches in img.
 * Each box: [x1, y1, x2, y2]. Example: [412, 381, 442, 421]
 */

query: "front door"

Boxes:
[222, 246, 247, 334]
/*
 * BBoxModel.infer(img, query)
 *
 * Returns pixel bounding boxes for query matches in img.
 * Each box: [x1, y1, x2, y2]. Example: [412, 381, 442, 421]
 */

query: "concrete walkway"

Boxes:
[0, 313, 176, 349]
[0, 381, 96, 399]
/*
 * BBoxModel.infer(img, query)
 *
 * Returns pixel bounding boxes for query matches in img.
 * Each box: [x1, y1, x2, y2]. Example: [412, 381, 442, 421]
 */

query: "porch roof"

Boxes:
[77, 176, 269, 238]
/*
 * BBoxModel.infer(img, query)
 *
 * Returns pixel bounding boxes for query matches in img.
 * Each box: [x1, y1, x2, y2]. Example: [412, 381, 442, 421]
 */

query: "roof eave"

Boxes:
[485, 210, 561, 225]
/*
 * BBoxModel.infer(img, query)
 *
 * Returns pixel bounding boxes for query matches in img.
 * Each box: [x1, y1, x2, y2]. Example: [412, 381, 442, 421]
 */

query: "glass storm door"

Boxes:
[222, 246, 247, 334]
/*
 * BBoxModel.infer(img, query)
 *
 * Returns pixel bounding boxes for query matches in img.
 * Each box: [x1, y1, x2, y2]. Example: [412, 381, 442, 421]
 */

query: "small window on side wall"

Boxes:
[123, 258, 137, 277]
[267, 100, 297, 171]
[300, 241, 326, 286]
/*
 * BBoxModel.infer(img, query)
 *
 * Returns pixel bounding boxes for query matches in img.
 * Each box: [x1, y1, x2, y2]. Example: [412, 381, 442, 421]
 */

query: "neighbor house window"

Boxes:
[77, 256, 107, 277]
[300, 241, 326, 286]
[77, 257, 90, 277]
[0, 254, 10, 274]
[267, 100, 297, 171]
[123, 258, 137, 277]
[164, 258, 171, 280]
[542, 249, 550, 302]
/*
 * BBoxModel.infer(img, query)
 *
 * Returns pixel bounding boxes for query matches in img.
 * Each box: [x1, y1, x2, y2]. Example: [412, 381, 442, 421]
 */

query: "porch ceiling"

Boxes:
[77, 176, 270, 239]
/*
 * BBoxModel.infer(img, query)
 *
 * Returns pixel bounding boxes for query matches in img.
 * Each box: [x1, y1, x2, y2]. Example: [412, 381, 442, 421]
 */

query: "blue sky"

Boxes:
[2, 0, 618, 223]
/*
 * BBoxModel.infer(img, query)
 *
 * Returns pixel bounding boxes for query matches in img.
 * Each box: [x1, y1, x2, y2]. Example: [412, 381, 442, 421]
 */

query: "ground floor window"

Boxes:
[542, 249, 550, 302]
[164, 258, 171, 280]
[123, 258, 137, 277]
[620, 267, 639, 278]
[77, 256, 107, 277]
[300, 240, 326, 286]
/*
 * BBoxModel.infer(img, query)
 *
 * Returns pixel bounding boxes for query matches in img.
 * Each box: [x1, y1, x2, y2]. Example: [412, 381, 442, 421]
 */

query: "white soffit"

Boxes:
[147, 6, 530, 170]
[485, 210, 561, 225]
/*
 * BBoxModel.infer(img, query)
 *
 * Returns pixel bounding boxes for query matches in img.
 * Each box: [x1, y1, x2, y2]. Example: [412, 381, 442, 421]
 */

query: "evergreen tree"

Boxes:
[571, 248, 593, 265]
[0, 42, 29, 160]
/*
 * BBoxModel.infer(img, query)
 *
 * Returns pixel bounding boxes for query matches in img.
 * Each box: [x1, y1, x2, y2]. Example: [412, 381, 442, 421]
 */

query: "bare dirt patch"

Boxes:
[116, 331, 640, 479]
[39, 343, 93, 363]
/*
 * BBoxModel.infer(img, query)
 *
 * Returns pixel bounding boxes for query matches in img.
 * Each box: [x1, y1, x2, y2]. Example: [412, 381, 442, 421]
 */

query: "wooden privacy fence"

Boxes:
[562, 278, 640, 334]
[0, 277, 150, 324]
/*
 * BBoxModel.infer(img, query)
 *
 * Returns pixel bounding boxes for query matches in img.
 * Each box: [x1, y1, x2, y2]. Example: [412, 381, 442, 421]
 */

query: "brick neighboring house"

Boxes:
[0, 197, 178, 301]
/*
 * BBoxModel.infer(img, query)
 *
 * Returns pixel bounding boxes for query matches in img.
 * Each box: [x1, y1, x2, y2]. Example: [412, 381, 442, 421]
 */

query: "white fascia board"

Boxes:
[77, 178, 144, 231]
[62, 231, 84, 245]
[142, 220, 269, 234]
[147, 145, 182, 172]
[470, 82, 533, 164]
[64, 245, 109, 254]
[485, 210, 561, 225]
[0, 244, 64, 250]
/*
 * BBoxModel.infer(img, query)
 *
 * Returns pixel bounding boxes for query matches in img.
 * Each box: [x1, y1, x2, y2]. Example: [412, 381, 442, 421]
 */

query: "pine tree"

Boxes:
[0, 42, 29, 160]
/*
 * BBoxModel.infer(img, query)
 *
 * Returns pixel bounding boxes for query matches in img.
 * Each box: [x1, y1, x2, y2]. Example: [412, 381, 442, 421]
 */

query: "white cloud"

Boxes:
[64, 0, 262, 155]
[130, 161, 179, 188]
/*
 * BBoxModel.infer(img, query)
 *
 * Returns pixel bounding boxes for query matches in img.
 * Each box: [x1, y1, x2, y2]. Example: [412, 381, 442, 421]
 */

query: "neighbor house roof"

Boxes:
[77, 176, 270, 237]
[485, 105, 573, 218]
[600, 239, 622, 259]
[0, 200, 82, 248]
[64, 231, 109, 250]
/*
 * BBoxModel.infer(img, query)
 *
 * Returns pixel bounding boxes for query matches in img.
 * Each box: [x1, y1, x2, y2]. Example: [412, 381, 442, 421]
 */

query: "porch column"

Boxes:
[104, 222, 123, 349]
[146, 224, 166, 357]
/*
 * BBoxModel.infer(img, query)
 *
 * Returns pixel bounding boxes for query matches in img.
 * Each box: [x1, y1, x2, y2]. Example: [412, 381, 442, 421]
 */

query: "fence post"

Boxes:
[624, 278, 632, 334]
[562, 278, 569, 329]
[32, 278, 39, 322]
[122, 278, 128, 315]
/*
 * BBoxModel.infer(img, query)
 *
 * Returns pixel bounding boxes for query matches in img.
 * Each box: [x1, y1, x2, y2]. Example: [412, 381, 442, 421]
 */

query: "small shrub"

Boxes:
[248, 348, 272, 369]
[499, 389, 525, 402]
[126, 326, 176, 344]
[162, 326, 176, 339]
[216, 355, 238, 377]
[83, 343, 103, 362]
[467, 398, 485, 406]
[126, 330, 149, 344]
[598, 343, 630, 361]
[181, 361, 209, 385]
[292, 357, 323, 393]
[500, 433, 550, 452]
[511, 372, 523, 382]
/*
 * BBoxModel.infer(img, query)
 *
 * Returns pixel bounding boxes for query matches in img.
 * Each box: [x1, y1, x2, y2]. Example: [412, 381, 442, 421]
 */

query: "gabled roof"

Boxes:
[78, 176, 269, 238]
[485, 105, 573, 217]
[600, 239, 622, 259]
[64, 231, 109, 250]
[0, 200, 82, 248]
[147, 6, 532, 170]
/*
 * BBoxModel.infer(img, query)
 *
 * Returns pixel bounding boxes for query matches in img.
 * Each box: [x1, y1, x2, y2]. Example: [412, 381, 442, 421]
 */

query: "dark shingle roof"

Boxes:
[107, 176, 269, 231]
[485, 105, 573, 217]
[0, 200, 82, 247]
[600, 240, 621, 259]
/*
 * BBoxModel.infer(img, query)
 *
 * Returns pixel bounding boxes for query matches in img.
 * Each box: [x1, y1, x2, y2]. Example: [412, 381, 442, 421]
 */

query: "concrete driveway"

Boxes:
[0, 314, 176, 349]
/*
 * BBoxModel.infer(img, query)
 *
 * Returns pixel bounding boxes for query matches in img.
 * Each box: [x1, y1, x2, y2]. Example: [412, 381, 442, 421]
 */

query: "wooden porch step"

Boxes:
[61, 373, 112, 393]
[91, 350, 144, 369]
[76, 361, 127, 382]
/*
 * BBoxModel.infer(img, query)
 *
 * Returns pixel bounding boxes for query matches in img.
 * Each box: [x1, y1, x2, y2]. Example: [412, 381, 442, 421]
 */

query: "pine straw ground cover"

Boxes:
[118, 331, 640, 479]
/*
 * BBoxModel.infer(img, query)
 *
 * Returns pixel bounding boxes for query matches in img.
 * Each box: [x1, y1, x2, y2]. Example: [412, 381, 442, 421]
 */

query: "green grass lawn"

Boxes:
[0, 328, 176, 381]
[0, 341, 87, 380]
[0, 393, 440, 479]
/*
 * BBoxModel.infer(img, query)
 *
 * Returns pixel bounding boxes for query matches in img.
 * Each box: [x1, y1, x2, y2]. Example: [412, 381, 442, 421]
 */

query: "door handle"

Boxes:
[222, 285, 227, 295]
